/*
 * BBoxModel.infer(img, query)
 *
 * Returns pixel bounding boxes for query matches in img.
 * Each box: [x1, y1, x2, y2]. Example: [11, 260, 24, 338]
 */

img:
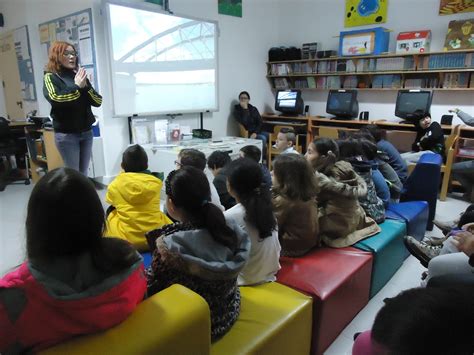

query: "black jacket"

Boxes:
[412, 122, 445, 155]
[234, 103, 262, 135]
[43, 70, 102, 133]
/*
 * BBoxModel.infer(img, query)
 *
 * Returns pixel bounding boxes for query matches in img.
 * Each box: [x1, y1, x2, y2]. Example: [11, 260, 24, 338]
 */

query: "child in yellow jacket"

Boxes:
[105, 145, 171, 251]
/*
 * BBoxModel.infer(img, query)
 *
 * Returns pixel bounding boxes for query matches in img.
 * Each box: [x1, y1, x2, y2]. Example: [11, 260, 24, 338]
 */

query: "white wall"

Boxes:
[275, 0, 474, 123]
[0, 0, 279, 178]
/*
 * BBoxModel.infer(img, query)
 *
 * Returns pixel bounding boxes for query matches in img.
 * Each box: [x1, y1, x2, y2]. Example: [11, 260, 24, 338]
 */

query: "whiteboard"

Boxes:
[104, 1, 219, 117]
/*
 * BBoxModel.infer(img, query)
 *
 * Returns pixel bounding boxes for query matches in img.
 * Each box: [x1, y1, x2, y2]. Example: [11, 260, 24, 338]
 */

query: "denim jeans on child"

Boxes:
[54, 130, 93, 175]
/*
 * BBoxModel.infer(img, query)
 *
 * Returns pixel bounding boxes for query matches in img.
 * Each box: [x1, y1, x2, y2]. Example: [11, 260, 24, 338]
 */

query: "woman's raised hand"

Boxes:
[74, 67, 88, 88]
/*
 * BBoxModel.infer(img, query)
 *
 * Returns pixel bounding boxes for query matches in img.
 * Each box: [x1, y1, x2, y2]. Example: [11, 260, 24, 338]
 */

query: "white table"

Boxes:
[141, 136, 262, 186]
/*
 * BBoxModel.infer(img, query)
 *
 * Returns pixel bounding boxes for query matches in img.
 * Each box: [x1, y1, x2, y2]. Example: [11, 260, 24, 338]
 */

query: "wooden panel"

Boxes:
[43, 130, 64, 170]
[0, 31, 24, 121]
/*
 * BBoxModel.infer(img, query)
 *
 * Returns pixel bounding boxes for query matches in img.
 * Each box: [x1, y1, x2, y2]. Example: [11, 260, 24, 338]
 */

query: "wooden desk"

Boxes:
[261, 113, 310, 133]
[8, 120, 34, 128]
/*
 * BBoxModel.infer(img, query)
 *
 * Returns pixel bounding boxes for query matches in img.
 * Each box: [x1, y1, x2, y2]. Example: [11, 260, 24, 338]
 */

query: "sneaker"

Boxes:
[433, 219, 458, 235]
[422, 235, 448, 247]
[403, 236, 442, 268]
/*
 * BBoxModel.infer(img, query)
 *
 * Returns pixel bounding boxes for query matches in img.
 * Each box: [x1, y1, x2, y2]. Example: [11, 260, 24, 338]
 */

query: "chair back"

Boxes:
[444, 124, 461, 157]
[0, 117, 12, 142]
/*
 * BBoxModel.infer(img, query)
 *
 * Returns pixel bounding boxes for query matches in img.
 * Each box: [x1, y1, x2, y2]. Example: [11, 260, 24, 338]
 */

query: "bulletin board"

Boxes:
[14, 26, 36, 102]
[38, 8, 98, 88]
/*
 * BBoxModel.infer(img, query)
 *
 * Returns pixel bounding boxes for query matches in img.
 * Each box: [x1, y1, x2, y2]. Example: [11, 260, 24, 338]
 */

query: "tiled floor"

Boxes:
[0, 183, 470, 354]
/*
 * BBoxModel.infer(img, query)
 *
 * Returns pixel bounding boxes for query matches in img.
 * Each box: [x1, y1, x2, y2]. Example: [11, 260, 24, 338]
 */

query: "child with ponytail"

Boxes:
[224, 158, 281, 285]
[145, 166, 250, 341]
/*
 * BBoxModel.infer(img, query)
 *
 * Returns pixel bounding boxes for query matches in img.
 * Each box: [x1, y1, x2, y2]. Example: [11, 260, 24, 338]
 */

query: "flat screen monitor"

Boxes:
[395, 90, 432, 120]
[326, 90, 358, 119]
[275, 90, 304, 115]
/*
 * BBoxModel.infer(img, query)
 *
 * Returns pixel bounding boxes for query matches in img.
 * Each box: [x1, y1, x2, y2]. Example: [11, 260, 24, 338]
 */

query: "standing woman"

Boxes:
[43, 41, 102, 175]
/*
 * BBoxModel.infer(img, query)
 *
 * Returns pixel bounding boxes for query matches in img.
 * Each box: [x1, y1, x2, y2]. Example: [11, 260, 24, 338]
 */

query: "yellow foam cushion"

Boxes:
[211, 282, 312, 355]
[40, 284, 211, 355]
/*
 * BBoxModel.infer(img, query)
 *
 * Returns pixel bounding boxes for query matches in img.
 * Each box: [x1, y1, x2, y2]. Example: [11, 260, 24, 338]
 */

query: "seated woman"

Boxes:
[224, 158, 281, 285]
[305, 138, 380, 248]
[338, 138, 387, 223]
[233, 91, 268, 155]
[400, 110, 445, 165]
[0, 168, 146, 354]
[146, 166, 250, 341]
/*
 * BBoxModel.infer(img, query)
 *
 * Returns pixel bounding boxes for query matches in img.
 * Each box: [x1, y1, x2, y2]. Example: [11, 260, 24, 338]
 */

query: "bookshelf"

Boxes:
[267, 49, 474, 91]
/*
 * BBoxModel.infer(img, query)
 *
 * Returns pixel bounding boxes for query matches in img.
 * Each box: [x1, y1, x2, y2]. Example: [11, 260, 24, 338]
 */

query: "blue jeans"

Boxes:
[254, 132, 269, 159]
[451, 160, 474, 195]
[55, 130, 93, 175]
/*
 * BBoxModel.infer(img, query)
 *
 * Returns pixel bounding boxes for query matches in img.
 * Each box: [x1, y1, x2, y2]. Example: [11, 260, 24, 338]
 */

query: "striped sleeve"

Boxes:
[43, 73, 80, 103]
[87, 87, 103, 107]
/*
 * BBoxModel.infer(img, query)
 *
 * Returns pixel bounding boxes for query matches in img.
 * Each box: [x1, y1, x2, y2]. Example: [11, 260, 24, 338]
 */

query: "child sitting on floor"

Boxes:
[106, 144, 171, 251]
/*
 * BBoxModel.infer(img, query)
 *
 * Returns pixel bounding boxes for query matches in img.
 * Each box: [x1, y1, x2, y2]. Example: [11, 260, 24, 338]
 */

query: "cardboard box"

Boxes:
[339, 27, 390, 56]
[396, 30, 431, 54]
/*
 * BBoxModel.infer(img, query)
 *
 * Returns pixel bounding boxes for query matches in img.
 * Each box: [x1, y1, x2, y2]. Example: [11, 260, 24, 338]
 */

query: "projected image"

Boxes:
[107, 3, 217, 115]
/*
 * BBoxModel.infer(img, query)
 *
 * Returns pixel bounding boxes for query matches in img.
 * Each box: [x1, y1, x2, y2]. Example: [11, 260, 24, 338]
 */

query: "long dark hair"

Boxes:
[166, 166, 238, 250]
[273, 154, 318, 201]
[227, 158, 276, 239]
[26, 168, 139, 272]
[309, 137, 339, 175]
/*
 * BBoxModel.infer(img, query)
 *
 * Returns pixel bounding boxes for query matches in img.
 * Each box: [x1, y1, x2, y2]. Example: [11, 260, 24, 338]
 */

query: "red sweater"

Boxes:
[0, 261, 146, 353]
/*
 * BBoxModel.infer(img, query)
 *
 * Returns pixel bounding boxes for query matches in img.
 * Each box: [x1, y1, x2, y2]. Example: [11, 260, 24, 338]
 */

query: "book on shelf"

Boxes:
[295, 79, 309, 89]
[327, 60, 337, 73]
[327, 76, 341, 89]
[307, 77, 316, 89]
[372, 75, 384, 88]
[336, 59, 347, 72]
[404, 78, 425, 88]
[346, 59, 356, 72]
[443, 72, 470, 88]
[302, 42, 318, 60]
[271, 63, 290, 75]
[343, 75, 358, 88]
[375, 57, 405, 71]
[274, 78, 290, 90]
[316, 76, 327, 88]
[317, 61, 328, 73]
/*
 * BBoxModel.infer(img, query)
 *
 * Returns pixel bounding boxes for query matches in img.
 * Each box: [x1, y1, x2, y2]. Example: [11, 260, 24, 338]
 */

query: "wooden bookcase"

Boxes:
[266, 49, 474, 91]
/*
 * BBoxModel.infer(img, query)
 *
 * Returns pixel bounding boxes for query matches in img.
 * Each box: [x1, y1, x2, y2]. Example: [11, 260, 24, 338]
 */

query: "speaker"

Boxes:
[0, 14, 4, 28]
[304, 105, 310, 116]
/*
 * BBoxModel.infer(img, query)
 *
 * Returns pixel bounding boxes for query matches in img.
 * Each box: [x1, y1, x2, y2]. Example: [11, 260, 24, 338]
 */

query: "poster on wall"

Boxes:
[345, 0, 388, 27]
[38, 8, 98, 89]
[218, 0, 242, 18]
[439, 0, 474, 15]
[13, 26, 37, 104]
[443, 18, 474, 50]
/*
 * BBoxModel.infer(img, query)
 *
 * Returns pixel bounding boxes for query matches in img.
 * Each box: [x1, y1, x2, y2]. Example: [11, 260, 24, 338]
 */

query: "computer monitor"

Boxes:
[275, 90, 304, 116]
[326, 90, 359, 120]
[395, 90, 432, 120]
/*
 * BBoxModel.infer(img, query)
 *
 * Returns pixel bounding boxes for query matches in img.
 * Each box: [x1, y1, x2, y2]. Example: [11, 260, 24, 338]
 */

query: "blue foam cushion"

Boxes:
[354, 220, 407, 297]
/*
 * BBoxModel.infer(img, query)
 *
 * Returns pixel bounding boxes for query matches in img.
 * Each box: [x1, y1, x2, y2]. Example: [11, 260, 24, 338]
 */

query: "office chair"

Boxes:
[0, 117, 30, 191]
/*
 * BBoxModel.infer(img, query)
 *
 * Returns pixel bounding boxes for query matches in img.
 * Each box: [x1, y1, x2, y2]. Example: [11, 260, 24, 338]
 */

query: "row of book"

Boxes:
[419, 53, 474, 70]
[270, 54, 474, 75]
[273, 72, 474, 90]
[442, 73, 471, 88]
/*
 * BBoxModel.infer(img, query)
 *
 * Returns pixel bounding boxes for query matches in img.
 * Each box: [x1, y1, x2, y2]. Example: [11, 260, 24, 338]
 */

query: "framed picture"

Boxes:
[444, 19, 474, 51]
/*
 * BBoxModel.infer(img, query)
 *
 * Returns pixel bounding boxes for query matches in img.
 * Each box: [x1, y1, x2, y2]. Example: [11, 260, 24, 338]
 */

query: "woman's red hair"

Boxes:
[45, 41, 76, 73]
